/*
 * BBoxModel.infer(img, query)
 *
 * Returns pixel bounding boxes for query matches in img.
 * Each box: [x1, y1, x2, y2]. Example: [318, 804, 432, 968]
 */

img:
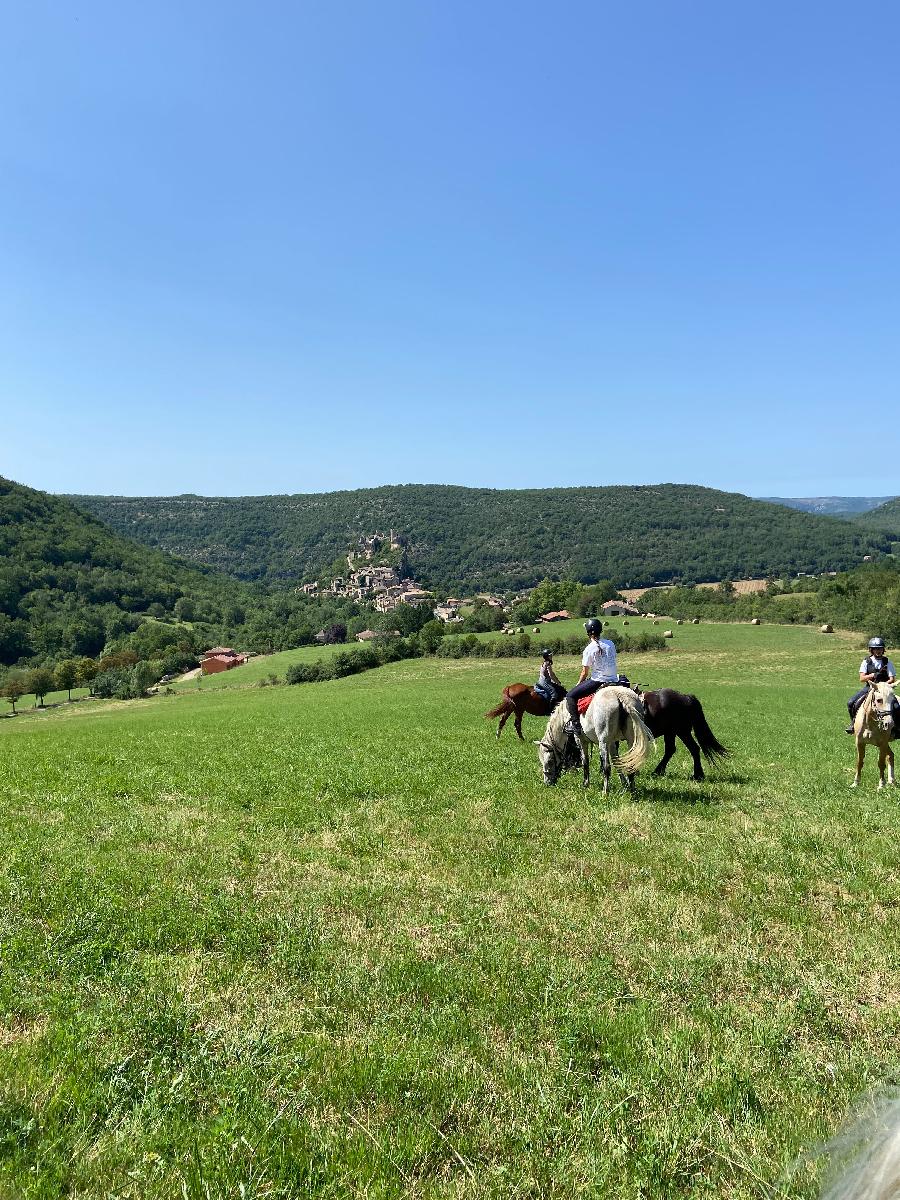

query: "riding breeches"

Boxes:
[566, 679, 608, 721]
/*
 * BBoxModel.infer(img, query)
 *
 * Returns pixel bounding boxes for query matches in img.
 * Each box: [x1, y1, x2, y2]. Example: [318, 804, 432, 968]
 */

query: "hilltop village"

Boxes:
[296, 531, 509, 620]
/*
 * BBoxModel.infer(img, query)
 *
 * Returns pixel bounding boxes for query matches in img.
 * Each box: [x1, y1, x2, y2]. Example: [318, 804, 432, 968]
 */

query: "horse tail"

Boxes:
[484, 689, 514, 721]
[689, 698, 730, 763]
[613, 695, 654, 774]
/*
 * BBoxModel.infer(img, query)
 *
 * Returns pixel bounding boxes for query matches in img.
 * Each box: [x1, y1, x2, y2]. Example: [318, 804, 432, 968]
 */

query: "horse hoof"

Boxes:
[850, 781, 859, 789]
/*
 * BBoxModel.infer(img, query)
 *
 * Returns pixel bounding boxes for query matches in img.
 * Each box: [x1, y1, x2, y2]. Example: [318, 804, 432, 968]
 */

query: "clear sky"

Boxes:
[2, 1, 898, 498]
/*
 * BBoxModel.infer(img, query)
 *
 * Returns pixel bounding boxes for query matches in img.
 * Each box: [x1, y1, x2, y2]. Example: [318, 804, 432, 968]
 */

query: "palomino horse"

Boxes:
[485, 684, 559, 740]
[535, 686, 653, 795]
[851, 681, 896, 789]
[640, 688, 729, 781]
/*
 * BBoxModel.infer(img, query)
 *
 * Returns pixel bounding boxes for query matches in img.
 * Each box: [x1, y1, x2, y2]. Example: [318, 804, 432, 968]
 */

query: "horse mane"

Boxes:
[544, 701, 569, 744]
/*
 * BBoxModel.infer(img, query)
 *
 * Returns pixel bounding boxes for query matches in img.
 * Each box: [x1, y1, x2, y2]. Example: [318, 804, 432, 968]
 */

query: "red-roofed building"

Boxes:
[200, 647, 248, 675]
[539, 610, 570, 622]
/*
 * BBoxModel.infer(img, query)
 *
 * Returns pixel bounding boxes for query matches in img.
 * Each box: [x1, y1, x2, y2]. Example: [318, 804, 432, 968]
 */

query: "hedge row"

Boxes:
[285, 629, 666, 686]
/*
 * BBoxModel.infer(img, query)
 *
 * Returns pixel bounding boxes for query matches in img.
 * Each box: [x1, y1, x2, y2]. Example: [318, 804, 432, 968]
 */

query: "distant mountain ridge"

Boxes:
[65, 484, 893, 592]
[760, 496, 896, 516]
[853, 496, 900, 534]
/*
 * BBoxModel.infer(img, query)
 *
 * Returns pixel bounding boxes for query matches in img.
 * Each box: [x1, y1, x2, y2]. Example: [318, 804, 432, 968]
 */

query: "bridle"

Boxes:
[537, 731, 567, 784]
[865, 683, 895, 734]
[538, 717, 587, 783]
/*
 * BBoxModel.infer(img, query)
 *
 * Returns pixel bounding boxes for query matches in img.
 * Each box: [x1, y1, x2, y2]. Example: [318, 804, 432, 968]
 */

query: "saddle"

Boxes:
[576, 677, 633, 714]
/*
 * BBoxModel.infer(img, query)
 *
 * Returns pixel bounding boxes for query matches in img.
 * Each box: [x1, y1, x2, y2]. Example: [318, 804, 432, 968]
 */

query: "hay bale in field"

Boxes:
[821, 623, 834, 633]
[676, 619, 683, 625]
[664, 630, 673, 638]
[750, 618, 761, 625]
[692, 618, 700, 624]
[653, 619, 659, 625]
[533, 627, 540, 634]
[622, 619, 629, 625]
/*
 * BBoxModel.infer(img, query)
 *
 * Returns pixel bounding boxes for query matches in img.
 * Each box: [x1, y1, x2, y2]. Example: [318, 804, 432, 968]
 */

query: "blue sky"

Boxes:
[2, 1, 897, 497]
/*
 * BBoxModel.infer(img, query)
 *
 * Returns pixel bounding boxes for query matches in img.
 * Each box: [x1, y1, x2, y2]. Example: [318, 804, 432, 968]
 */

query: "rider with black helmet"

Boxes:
[845, 637, 897, 733]
[534, 648, 566, 708]
[564, 618, 619, 738]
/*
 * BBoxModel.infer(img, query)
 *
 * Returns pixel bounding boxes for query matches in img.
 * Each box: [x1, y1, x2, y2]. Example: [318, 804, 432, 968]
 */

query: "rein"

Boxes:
[863, 684, 895, 734]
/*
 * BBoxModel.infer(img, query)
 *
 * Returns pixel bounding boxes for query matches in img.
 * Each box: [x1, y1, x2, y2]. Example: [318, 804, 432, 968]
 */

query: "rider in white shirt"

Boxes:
[565, 619, 619, 737]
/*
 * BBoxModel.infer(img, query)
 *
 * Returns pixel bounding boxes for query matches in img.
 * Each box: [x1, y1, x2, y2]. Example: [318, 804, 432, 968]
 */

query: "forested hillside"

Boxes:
[68, 484, 892, 591]
[0, 477, 364, 668]
[851, 496, 900, 535]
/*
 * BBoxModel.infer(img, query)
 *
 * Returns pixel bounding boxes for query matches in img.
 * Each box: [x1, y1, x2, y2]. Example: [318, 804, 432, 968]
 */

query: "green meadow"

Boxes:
[1, 623, 898, 1198]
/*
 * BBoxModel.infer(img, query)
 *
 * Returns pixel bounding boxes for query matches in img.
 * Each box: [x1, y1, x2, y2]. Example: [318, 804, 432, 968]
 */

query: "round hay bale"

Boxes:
[622, 619, 629, 625]
[663, 630, 673, 638]
[653, 619, 659, 625]
[676, 619, 683, 625]
[750, 618, 761, 626]
[821, 623, 834, 634]
[533, 627, 540, 634]
[692, 618, 700, 625]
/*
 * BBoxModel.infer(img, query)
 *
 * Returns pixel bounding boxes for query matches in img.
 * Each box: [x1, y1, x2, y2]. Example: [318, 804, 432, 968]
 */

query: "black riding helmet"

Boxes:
[541, 648, 553, 660]
[868, 636, 886, 652]
[584, 618, 603, 637]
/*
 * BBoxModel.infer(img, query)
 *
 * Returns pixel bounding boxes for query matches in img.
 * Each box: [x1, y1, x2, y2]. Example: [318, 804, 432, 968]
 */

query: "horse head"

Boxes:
[869, 681, 896, 736]
[534, 707, 579, 785]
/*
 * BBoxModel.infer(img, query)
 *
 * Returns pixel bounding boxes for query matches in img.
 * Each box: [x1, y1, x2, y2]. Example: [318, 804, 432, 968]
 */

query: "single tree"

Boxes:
[1, 672, 27, 715]
[75, 657, 99, 694]
[25, 667, 56, 707]
[55, 659, 79, 701]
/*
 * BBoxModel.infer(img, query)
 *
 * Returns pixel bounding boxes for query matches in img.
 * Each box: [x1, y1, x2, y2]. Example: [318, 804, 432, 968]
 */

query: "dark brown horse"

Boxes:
[485, 684, 559, 740]
[639, 688, 729, 781]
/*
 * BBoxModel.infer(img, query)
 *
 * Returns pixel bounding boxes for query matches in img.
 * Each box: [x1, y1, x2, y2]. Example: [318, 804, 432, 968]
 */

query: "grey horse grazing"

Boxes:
[535, 685, 654, 794]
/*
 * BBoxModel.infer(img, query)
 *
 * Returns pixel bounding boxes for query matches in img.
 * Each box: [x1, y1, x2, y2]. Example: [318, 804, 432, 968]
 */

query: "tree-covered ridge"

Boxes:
[67, 484, 893, 591]
[0, 476, 256, 666]
[851, 496, 900, 535]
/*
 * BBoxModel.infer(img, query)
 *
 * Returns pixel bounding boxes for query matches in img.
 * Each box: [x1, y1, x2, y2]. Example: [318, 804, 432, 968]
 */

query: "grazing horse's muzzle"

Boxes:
[535, 737, 562, 785]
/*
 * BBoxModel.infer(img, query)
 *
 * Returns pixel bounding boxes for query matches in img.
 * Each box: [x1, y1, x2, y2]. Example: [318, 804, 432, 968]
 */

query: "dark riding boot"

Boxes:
[565, 713, 583, 739]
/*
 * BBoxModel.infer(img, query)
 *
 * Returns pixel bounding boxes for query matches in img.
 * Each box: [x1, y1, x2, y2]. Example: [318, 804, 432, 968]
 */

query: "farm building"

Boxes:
[601, 600, 640, 616]
[200, 647, 248, 675]
[539, 610, 570, 622]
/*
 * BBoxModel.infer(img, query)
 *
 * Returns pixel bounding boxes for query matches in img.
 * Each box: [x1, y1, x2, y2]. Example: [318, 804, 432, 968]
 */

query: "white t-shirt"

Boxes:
[583, 638, 618, 682]
[860, 656, 895, 678]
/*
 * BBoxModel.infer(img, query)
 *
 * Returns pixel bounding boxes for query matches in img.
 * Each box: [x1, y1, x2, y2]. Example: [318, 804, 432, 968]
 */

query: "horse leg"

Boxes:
[851, 739, 864, 788]
[514, 706, 525, 741]
[680, 730, 705, 781]
[653, 733, 677, 777]
[496, 707, 510, 739]
[877, 744, 887, 789]
[600, 745, 611, 795]
[888, 746, 895, 786]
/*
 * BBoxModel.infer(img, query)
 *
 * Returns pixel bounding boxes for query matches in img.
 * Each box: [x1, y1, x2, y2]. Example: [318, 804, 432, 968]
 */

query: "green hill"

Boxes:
[0, 476, 258, 667]
[851, 496, 900, 536]
[67, 484, 892, 591]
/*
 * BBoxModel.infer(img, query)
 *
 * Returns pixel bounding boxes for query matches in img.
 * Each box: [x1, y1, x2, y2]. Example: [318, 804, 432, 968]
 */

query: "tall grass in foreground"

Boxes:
[0, 624, 897, 1198]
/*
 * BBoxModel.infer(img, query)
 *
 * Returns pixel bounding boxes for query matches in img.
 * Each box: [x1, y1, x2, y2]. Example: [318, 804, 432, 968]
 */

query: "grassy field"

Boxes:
[167, 642, 355, 694]
[1, 623, 897, 1198]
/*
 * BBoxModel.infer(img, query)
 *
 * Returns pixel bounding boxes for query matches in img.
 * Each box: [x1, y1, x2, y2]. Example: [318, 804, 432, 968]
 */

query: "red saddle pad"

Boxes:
[576, 694, 595, 715]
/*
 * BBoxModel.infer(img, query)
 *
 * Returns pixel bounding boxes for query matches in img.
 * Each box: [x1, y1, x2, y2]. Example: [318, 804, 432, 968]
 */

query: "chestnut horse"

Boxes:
[485, 684, 559, 740]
